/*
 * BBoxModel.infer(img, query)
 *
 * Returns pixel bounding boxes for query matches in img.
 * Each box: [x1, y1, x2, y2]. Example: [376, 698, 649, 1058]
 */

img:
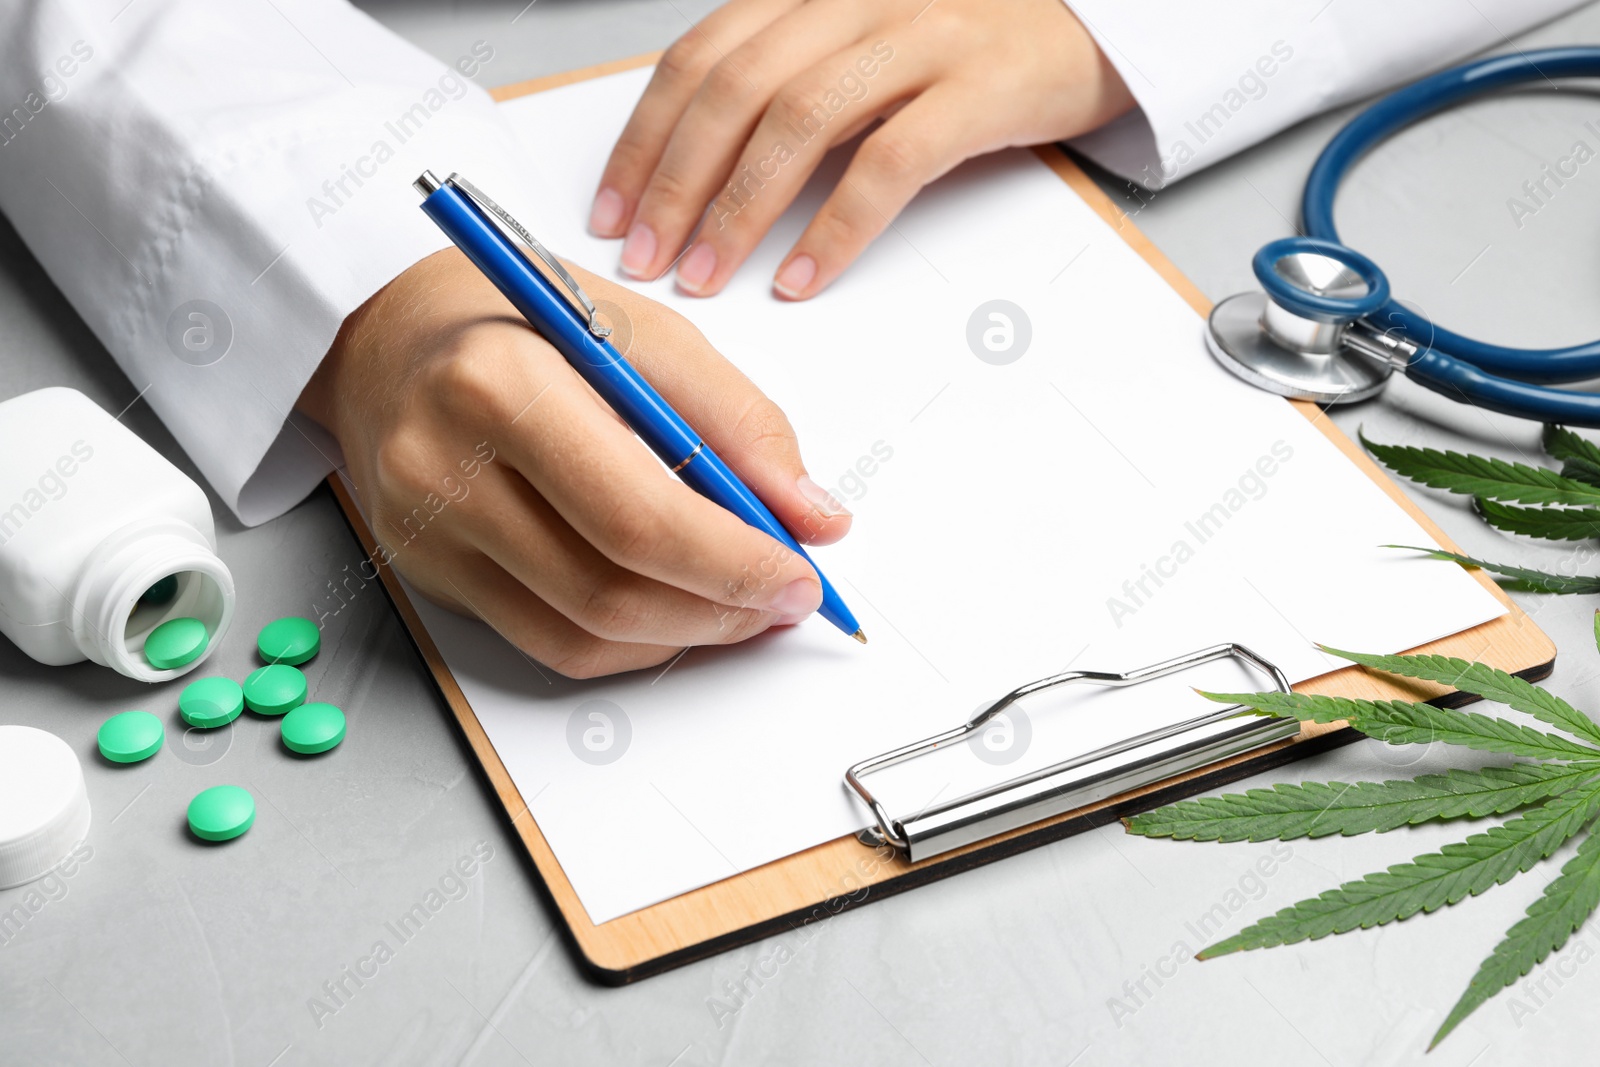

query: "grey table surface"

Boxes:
[8, 3, 1600, 1065]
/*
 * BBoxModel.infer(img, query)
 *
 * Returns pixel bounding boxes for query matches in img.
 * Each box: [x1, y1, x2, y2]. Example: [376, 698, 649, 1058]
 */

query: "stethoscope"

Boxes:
[1207, 46, 1600, 425]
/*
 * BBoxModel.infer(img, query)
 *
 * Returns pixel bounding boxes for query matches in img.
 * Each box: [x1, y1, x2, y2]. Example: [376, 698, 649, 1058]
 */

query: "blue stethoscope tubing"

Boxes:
[1262, 46, 1600, 425]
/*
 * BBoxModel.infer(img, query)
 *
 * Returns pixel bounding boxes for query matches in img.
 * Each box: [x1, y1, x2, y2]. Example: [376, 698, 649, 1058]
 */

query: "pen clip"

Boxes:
[443, 172, 612, 340]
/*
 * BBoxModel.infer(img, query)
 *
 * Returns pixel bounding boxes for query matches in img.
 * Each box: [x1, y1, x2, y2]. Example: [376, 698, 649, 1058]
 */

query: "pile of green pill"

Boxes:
[99, 616, 348, 843]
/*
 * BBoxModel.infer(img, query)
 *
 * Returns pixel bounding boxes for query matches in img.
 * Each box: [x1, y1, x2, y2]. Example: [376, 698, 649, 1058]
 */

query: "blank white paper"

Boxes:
[398, 68, 1506, 924]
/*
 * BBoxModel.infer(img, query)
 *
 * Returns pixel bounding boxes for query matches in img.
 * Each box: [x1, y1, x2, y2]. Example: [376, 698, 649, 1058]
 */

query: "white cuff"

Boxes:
[1062, 0, 1587, 189]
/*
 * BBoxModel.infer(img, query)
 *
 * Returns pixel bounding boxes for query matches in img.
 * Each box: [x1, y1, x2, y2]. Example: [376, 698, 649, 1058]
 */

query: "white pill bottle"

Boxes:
[0, 387, 234, 681]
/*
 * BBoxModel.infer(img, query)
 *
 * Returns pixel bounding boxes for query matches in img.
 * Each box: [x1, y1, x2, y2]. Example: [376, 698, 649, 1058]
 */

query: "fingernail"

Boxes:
[797, 474, 849, 518]
[767, 578, 821, 617]
[676, 242, 716, 294]
[620, 223, 657, 278]
[773, 254, 816, 299]
[589, 187, 625, 235]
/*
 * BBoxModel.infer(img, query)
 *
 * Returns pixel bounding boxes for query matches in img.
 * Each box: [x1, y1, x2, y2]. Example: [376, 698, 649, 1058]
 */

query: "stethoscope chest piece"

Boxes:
[1206, 238, 1397, 405]
[1202, 47, 1600, 426]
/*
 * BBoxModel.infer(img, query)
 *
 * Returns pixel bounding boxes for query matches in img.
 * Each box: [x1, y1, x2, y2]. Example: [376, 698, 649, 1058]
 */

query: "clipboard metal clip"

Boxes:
[844, 643, 1296, 863]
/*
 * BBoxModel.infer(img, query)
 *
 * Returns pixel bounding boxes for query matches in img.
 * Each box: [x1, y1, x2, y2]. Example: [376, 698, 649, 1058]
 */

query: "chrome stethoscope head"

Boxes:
[1206, 236, 1410, 404]
[1209, 49, 1600, 426]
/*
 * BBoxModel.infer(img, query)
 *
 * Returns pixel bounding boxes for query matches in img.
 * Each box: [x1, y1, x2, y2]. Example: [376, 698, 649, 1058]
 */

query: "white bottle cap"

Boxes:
[0, 726, 91, 889]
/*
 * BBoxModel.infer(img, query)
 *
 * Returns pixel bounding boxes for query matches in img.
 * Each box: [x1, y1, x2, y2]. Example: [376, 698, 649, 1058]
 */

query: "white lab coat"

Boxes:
[1064, 0, 1586, 187]
[0, 0, 1585, 526]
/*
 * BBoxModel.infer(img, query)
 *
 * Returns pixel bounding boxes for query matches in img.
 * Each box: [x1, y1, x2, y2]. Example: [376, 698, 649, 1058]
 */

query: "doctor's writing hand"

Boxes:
[296, 248, 851, 679]
[589, 0, 1132, 299]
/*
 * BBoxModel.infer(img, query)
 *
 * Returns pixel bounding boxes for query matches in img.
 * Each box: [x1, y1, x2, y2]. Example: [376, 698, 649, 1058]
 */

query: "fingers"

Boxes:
[468, 332, 827, 614]
[459, 463, 791, 648]
[426, 553, 686, 680]
[591, 0, 801, 239]
[593, 0, 1138, 301]
[672, 37, 929, 297]
[616, 2, 881, 284]
[772, 83, 978, 300]
[572, 265, 852, 546]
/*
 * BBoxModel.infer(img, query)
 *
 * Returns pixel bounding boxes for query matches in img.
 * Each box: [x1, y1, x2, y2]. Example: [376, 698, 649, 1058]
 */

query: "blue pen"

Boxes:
[413, 171, 865, 643]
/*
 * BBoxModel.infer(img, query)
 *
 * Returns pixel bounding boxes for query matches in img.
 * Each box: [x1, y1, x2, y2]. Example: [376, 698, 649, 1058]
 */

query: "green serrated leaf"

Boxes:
[1199, 690, 1600, 762]
[1386, 545, 1600, 594]
[1198, 785, 1600, 957]
[1318, 646, 1600, 746]
[1561, 457, 1600, 488]
[1431, 826, 1600, 1048]
[1474, 497, 1600, 542]
[1361, 431, 1600, 506]
[1543, 424, 1600, 469]
[1545, 425, 1600, 487]
[1124, 764, 1596, 843]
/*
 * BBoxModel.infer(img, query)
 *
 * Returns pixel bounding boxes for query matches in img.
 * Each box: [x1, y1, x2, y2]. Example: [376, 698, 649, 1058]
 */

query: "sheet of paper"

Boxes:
[399, 67, 1506, 924]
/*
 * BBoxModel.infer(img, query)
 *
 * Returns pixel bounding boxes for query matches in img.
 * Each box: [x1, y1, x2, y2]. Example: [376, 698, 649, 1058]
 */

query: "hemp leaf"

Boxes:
[1125, 642, 1600, 1050]
[1199, 689, 1600, 762]
[1474, 498, 1600, 541]
[1364, 425, 1600, 592]
[1127, 427, 1600, 1046]
[1385, 546, 1600, 595]
[1316, 645, 1600, 745]
[1433, 829, 1600, 1048]
[1193, 786, 1600, 958]
[1541, 423, 1600, 476]
[1358, 431, 1600, 506]
[1128, 764, 1593, 843]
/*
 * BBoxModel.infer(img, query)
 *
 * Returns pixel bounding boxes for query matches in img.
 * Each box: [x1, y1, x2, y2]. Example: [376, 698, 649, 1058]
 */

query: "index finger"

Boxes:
[590, 0, 801, 239]
[575, 264, 853, 548]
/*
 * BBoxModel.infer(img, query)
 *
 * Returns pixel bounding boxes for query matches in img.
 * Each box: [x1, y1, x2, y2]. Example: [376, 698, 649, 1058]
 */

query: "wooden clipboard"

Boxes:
[327, 53, 1555, 984]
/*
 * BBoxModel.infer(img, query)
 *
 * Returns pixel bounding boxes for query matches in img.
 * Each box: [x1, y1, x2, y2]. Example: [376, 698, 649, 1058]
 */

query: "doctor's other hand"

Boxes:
[296, 248, 851, 679]
[589, 0, 1132, 300]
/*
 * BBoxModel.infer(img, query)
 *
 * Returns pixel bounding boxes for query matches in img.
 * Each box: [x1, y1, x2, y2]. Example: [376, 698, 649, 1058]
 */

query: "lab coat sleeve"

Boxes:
[0, 0, 536, 526]
[1061, 0, 1590, 187]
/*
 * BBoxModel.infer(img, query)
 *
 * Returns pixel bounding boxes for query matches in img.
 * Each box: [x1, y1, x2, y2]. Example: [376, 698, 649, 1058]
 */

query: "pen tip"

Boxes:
[852, 629, 868, 645]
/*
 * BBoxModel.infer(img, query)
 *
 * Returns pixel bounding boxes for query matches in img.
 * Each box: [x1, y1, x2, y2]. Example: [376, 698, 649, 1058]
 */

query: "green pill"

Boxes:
[243, 664, 307, 716]
[178, 676, 244, 728]
[257, 616, 320, 666]
[280, 702, 346, 755]
[97, 710, 164, 763]
[187, 785, 254, 842]
[144, 616, 209, 670]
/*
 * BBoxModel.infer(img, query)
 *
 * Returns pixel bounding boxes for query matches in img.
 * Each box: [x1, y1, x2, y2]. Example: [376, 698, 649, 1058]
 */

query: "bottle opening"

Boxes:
[72, 520, 235, 682]
[123, 570, 228, 658]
